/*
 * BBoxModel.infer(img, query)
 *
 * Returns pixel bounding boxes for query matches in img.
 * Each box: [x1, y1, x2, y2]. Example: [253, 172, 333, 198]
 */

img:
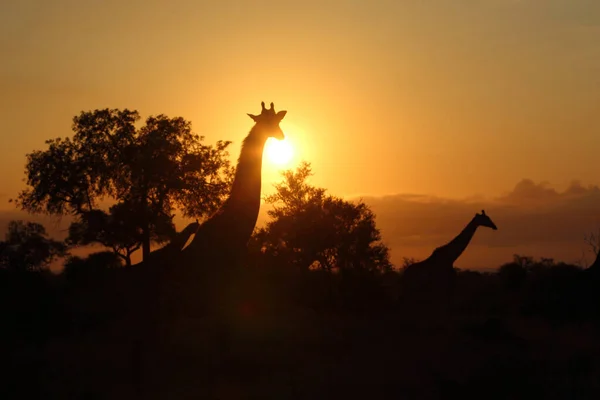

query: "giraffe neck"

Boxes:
[431, 218, 479, 266]
[168, 222, 198, 252]
[226, 127, 267, 217]
[184, 126, 267, 257]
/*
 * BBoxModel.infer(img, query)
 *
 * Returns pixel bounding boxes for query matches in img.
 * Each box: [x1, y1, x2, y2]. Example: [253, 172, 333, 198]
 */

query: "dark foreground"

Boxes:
[3, 265, 600, 399]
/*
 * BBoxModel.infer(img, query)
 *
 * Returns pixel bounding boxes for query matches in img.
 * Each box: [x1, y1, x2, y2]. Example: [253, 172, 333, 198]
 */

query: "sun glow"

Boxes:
[265, 137, 294, 166]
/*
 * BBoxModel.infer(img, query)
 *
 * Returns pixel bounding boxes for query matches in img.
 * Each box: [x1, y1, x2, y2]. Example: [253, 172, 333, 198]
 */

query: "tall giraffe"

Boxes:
[402, 210, 498, 303]
[170, 102, 287, 311]
[181, 101, 286, 265]
[134, 102, 287, 394]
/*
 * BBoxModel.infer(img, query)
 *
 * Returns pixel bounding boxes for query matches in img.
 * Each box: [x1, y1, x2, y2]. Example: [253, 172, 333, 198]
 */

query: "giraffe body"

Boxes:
[402, 210, 498, 303]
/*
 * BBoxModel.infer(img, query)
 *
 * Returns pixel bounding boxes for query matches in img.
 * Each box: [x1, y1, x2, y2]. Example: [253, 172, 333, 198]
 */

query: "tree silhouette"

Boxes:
[66, 202, 174, 266]
[63, 251, 123, 282]
[0, 220, 67, 272]
[252, 161, 392, 274]
[14, 109, 233, 261]
[584, 229, 600, 256]
[583, 229, 600, 269]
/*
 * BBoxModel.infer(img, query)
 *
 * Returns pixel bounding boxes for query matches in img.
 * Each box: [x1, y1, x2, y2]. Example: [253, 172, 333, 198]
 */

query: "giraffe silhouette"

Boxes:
[181, 101, 286, 265]
[402, 210, 498, 304]
[132, 102, 287, 395]
[138, 219, 199, 265]
[170, 102, 287, 314]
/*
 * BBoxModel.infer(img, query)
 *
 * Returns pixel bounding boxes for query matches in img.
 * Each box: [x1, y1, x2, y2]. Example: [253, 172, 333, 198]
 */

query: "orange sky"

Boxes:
[1, 0, 599, 269]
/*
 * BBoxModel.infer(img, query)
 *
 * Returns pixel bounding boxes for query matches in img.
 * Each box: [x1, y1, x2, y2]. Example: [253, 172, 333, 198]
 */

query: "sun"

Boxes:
[265, 137, 294, 166]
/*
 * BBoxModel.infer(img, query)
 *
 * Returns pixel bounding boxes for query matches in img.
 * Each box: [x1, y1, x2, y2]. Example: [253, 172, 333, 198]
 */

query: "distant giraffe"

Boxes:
[134, 102, 287, 394]
[402, 210, 498, 303]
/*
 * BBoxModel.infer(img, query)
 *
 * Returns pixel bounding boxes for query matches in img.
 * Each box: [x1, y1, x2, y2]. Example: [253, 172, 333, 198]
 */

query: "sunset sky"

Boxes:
[1, 0, 599, 269]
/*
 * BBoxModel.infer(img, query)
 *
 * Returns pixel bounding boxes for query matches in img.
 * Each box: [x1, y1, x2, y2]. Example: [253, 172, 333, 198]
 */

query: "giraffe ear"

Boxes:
[276, 110, 287, 120]
[248, 113, 258, 122]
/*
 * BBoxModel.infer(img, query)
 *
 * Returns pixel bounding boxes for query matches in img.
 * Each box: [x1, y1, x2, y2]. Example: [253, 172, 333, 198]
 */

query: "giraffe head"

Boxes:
[186, 219, 200, 233]
[247, 102, 287, 140]
[474, 210, 498, 230]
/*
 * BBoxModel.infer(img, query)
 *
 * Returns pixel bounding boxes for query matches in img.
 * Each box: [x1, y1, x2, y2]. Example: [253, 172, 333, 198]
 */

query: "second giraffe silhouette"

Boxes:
[402, 210, 498, 302]
[136, 220, 200, 266]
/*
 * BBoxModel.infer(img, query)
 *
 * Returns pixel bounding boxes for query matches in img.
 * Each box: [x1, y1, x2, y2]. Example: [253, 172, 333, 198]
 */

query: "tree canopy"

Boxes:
[251, 162, 392, 274]
[15, 109, 233, 261]
[0, 220, 67, 272]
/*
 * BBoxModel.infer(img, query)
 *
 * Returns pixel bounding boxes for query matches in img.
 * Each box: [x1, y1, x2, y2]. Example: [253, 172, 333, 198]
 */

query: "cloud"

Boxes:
[496, 179, 559, 204]
[494, 179, 600, 206]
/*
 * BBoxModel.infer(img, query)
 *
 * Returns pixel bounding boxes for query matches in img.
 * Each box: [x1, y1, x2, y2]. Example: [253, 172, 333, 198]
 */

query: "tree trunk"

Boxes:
[142, 224, 151, 261]
[116, 248, 132, 268]
[140, 195, 151, 261]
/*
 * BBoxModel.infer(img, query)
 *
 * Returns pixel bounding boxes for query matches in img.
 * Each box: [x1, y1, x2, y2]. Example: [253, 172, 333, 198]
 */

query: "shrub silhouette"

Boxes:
[254, 162, 392, 275]
[0, 220, 67, 272]
[498, 261, 528, 291]
[63, 251, 123, 282]
[521, 261, 586, 323]
[249, 162, 392, 311]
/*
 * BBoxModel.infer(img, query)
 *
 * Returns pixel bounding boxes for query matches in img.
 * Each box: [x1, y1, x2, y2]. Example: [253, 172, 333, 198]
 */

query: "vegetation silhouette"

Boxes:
[585, 229, 600, 270]
[0, 220, 67, 272]
[3, 105, 600, 399]
[249, 161, 392, 312]
[14, 109, 233, 263]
